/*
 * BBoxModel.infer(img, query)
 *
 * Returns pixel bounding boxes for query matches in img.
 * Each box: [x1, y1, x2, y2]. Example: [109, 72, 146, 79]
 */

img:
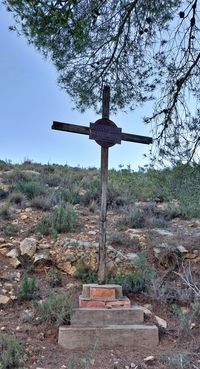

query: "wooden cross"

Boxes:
[52, 85, 152, 284]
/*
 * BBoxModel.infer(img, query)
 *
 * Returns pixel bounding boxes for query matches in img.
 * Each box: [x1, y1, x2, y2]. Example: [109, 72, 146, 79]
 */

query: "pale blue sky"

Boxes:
[0, 7, 153, 170]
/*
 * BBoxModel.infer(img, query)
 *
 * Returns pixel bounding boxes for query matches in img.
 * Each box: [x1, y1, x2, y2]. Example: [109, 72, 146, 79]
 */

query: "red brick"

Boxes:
[90, 287, 116, 300]
[79, 297, 106, 308]
[105, 298, 131, 309]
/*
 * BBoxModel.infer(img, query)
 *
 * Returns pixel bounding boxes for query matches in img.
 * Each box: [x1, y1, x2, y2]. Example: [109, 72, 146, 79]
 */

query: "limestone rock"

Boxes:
[8, 257, 21, 268]
[33, 250, 51, 266]
[177, 245, 188, 253]
[153, 229, 173, 236]
[6, 248, 19, 258]
[57, 261, 76, 275]
[127, 253, 139, 262]
[0, 295, 10, 305]
[155, 315, 167, 329]
[0, 238, 5, 245]
[20, 237, 37, 257]
[144, 356, 155, 363]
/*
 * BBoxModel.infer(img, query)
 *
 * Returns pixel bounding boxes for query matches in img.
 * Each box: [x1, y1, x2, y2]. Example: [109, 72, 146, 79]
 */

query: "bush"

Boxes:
[9, 192, 25, 206]
[35, 293, 72, 325]
[30, 194, 53, 211]
[0, 203, 11, 220]
[3, 224, 19, 237]
[36, 204, 77, 236]
[117, 205, 145, 229]
[112, 252, 156, 293]
[46, 267, 62, 287]
[18, 274, 39, 301]
[0, 334, 23, 369]
[160, 352, 189, 369]
[16, 180, 47, 200]
[75, 262, 98, 283]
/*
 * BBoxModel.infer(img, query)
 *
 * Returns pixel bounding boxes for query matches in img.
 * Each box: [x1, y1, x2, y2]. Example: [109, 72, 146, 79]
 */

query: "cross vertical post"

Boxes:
[98, 86, 110, 284]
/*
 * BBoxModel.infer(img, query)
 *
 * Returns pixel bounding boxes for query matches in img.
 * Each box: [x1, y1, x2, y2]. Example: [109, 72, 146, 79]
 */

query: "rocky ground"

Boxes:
[0, 203, 200, 369]
[0, 166, 200, 369]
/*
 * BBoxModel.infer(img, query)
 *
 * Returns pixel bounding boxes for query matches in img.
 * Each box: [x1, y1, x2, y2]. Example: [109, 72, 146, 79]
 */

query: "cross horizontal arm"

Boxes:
[52, 121, 152, 145]
[52, 121, 89, 136]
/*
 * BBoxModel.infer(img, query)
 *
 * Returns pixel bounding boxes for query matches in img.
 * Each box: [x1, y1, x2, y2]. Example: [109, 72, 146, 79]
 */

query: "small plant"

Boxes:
[18, 274, 39, 301]
[36, 204, 77, 235]
[35, 292, 72, 325]
[160, 351, 189, 369]
[117, 205, 145, 229]
[9, 192, 25, 206]
[0, 203, 11, 220]
[75, 262, 98, 283]
[170, 304, 193, 340]
[3, 224, 19, 237]
[0, 334, 24, 369]
[16, 180, 47, 200]
[46, 267, 62, 287]
[30, 194, 53, 211]
[112, 252, 156, 293]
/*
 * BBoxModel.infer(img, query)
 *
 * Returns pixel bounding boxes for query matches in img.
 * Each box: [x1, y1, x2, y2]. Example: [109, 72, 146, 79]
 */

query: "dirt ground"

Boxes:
[0, 206, 200, 369]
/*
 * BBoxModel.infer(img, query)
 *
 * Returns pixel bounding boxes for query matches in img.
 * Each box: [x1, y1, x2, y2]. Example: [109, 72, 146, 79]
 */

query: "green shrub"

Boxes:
[18, 274, 39, 301]
[30, 195, 53, 211]
[112, 253, 156, 293]
[75, 262, 98, 284]
[160, 352, 189, 369]
[3, 224, 19, 237]
[36, 293, 72, 325]
[0, 203, 11, 220]
[16, 180, 47, 200]
[117, 205, 145, 229]
[36, 204, 77, 235]
[60, 187, 81, 205]
[0, 334, 23, 369]
[46, 267, 62, 287]
[9, 192, 25, 206]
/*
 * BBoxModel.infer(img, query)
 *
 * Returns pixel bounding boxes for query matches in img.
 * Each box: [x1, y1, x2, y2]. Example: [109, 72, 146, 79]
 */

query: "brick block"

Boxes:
[105, 297, 131, 309]
[90, 287, 116, 300]
[79, 296, 106, 308]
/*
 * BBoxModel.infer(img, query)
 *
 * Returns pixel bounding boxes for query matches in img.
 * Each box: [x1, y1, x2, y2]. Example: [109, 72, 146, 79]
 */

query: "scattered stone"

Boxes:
[186, 253, 197, 260]
[16, 326, 20, 331]
[127, 253, 139, 262]
[153, 229, 173, 236]
[4, 283, 13, 291]
[140, 306, 152, 316]
[0, 238, 5, 245]
[1, 327, 6, 331]
[6, 248, 19, 258]
[155, 315, 167, 329]
[0, 295, 10, 305]
[88, 230, 96, 235]
[33, 250, 51, 266]
[20, 237, 37, 257]
[144, 355, 155, 363]
[153, 247, 161, 259]
[21, 214, 28, 220]
[0, 247, 9, 255]
[8, 257, 21, 268]
[177, 245, 188, 253]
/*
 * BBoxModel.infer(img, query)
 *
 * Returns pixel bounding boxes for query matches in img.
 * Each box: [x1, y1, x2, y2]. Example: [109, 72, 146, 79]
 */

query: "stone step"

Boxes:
[71, 307, 144, 326]
[58, 324, 159, 350]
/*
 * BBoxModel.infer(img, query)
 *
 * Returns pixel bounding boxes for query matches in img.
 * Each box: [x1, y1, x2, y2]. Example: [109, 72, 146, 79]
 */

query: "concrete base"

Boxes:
[71, 307, 144, 326]
[58, 324, 159, 350]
